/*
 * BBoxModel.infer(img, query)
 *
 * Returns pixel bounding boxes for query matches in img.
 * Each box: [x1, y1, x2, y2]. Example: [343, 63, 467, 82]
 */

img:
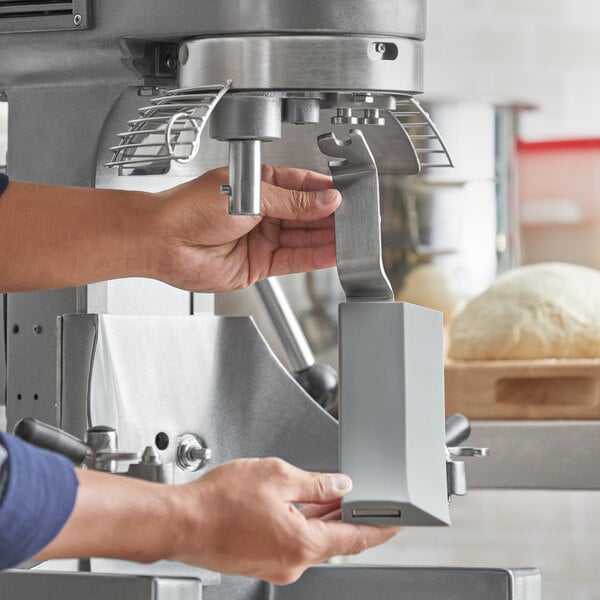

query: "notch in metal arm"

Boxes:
[317, 129, 394, 302]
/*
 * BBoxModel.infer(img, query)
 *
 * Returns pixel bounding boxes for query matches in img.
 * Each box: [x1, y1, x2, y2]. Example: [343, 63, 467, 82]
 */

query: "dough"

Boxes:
[397, 264, 465, 324]
[448, 262, 600, 360]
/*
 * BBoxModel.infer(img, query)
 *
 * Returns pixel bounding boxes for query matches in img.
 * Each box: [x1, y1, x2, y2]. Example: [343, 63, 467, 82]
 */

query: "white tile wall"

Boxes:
[348, 4, 600, 599]
[425, 0, 600, 140]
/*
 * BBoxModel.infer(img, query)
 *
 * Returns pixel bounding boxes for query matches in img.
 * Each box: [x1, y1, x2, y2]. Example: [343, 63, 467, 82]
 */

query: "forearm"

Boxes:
[0, 181, 161, 292]
[35, 469, 181, 564]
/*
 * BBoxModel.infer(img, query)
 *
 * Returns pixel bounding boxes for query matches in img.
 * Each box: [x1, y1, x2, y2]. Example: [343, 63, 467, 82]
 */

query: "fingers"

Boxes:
[275, 462, 353, 504]
[269, 245, 336, 276]
[279, 227, 334, 248]
[321, 508, 342, 522]
[262, 165, 333, 192]
[299, 501, 341, 520]
[261, 182, 341, 223]
[280, 213, 335, 230]
[310, 521, 400, 560]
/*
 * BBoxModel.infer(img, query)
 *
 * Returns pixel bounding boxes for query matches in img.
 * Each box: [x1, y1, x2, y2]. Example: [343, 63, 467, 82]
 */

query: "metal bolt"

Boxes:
[331, 107, 359, 125]
[32, 325, 42, 334]
[177, 434, 211, 472]
[164, 55, 178, 71]
[376, 42, 387, 54]
[73, 13, 82, 26]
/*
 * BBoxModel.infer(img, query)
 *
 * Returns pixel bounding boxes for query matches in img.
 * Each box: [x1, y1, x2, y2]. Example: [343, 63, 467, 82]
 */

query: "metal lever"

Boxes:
[445, 413, 471, 446]
[444, 414, 489, 498]
[255, 277, 337, 409]
[13, 418, 92, 466]
[317, 129, 394, 302]
[13, 418, 140, 472]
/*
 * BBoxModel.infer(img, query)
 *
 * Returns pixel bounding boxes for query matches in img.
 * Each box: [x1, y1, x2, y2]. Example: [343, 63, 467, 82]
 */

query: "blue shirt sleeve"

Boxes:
[0, 173, 8, 195]
[0, 432, 79, 569]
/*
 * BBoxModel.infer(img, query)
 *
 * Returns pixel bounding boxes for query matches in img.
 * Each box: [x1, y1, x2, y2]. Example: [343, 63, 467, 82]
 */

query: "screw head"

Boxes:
[32, 325, 42, 334]
[73, 13, 82, 26]
[164, 55, 178, 71]
[376, 42, 387, 54]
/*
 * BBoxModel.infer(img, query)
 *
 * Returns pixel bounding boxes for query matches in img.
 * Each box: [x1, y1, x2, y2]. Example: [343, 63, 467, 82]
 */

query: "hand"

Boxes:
[36, 458, 399, 585]
[0, 167, 339, 293]
[154, 166, 341, 292]
[168, 458, 399, 584]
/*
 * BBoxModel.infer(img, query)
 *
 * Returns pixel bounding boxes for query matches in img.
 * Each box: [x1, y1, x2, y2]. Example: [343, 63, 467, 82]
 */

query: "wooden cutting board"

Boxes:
[445, 359, 600, 419]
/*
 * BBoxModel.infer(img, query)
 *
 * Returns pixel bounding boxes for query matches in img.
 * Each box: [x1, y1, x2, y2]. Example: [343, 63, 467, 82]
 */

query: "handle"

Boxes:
[294, 362, 338, 410]
[256, 277, 315, 372]
[13, 418, 91, 466]
[256, 277, 338, 408]
[445, 413, 471, 447]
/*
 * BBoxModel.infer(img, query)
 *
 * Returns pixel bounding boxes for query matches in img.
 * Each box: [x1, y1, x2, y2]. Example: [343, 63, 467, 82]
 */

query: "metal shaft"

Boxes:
[255, 278, 315, 373]
[228, 139, 262, 215]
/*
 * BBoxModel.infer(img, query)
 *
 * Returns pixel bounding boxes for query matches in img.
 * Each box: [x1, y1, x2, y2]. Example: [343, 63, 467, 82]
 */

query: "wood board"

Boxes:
[445, 359, 600, 420]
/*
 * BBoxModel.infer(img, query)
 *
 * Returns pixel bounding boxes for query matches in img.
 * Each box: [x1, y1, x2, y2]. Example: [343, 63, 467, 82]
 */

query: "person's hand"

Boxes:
[153, 166, 341, 292]
[0, 167, 339, 293]
[36, 458, 399, 585]
[167, 458, 399, 584]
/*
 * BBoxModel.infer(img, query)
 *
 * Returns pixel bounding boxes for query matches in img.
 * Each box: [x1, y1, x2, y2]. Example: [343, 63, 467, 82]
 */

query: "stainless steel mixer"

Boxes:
[0, 2, 540, 598]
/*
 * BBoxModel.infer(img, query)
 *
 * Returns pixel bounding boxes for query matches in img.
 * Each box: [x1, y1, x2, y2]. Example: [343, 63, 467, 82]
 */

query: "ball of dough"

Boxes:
[448, 263, 600, 360]
[397, 264, 465, 324]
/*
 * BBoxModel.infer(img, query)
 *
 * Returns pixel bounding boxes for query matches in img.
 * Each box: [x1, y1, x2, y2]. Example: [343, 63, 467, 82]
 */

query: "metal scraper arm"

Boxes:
[317, 130, 394, 302]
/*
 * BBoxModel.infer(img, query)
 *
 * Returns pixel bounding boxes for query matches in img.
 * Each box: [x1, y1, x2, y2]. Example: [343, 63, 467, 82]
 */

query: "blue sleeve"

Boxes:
[0, 432, 79, 569]
[0, 173, 8, 195]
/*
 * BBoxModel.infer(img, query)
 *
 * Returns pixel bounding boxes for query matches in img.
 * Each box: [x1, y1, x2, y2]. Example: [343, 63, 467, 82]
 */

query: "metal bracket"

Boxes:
[317, 129, 394, 302]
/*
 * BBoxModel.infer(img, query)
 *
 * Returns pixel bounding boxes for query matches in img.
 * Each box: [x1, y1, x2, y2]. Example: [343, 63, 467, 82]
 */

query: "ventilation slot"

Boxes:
[0, 0, 91, 33]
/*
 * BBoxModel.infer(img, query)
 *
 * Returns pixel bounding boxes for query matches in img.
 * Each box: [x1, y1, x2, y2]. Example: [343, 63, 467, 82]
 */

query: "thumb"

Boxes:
[261, 183, 341, 222]
[284, 467, 353, 504]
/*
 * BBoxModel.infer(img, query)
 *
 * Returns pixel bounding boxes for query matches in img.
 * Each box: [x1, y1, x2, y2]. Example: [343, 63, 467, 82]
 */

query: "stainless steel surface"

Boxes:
[210, 94, 283, 214]
[255, 278, 315, 373]
[338, 302, 450, 526]
[318, 129, 394, 302]
[445, 413, 471, 446]
[0, 571, 203, 600]
[85, 426, 120, 472]
[180, 36, 423, 94]
[283, 98, 321, 125]
[55, 313, 339, 593]
[209, 95, 282, 141]
[0, 1, 426, 91]
[270, 565, 543, 600]
[446, 460, 467, 497]
[59, 314, 338, 480]
[7, 287, 80, 430]
[224, 140, 263, 216]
